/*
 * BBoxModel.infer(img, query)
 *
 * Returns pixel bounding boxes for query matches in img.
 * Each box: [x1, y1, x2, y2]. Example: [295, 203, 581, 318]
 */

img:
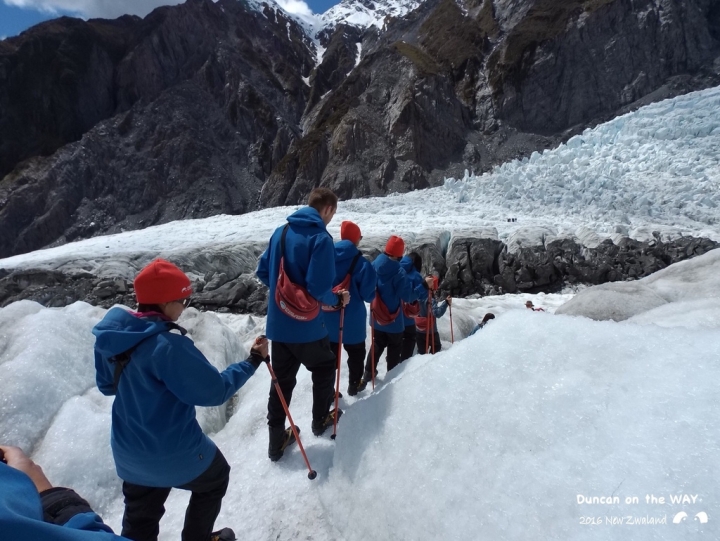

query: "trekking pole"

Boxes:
[331, 307, 345, 440]
[370, 310, 376, 390]
[431, 310, 436, 354]
[425, 290, 431, 354]
[265, 362, 317, 480]
[449, 299, 454, 344]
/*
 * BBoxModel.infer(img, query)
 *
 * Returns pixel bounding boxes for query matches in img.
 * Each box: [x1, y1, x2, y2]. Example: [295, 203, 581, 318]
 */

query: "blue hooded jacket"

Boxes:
[256, 207, 338, 343]
[0, 463, 128, 540]
[324, 240, 377, 344]
[371, 253, 416, 333]
[400, 256, 427, 328]
[93, 308, 256, 487]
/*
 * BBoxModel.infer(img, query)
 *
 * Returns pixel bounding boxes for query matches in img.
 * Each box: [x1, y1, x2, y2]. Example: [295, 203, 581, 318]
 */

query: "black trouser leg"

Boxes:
[267, 341, 301, 428]
[121, 483, 171, 541]
[400, 325, 417, 361]
[365, 330, 389, 378]
[268, 339, 337, 427]
[415, 330, 441, 354]
[385, 332, 404, 371]
[178, 449, 231, 541]
[344, 342, 366, 385]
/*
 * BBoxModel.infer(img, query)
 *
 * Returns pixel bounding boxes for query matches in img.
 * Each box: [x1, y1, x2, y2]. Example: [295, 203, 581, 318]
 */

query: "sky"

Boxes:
[0, 0, 335, 39]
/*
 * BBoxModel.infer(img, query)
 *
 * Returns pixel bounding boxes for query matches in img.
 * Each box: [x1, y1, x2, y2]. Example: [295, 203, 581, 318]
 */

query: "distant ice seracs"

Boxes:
[444, 85, 720, 239]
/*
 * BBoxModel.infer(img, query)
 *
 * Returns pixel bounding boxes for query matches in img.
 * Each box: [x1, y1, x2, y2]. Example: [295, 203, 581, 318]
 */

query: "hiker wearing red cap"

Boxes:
[256, 188, 350, 459]
[357, 236, 432, 392]
[324, 221, 377, 396]
[93, 258, 266, 541]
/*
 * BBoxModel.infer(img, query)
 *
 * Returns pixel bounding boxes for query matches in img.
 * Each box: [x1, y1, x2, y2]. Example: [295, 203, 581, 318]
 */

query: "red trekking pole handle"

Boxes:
[265, 362, 317, 480]
[331, 307, 345, 440]
[449, 300, 454, 344]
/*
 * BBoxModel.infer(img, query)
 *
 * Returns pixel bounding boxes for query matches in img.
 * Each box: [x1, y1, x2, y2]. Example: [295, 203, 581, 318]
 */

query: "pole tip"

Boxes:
[308, 470, 318, 480]
[330, 434, 336, 440]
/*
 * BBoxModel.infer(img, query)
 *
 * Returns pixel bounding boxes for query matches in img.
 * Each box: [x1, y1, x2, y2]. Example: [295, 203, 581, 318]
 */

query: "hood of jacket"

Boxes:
[286, 206, 327, 229]
[400, 256, 416, 274]
[334, 239, 360, 262]
[374, 253, 401, 278]
[92, 307, 171, 358]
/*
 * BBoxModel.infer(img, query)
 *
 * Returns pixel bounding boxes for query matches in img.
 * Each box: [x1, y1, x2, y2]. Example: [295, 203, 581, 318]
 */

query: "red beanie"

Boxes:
[384, 235, 405, 258]
[134, 259, 192, 304]
[341, 221, 362, 244]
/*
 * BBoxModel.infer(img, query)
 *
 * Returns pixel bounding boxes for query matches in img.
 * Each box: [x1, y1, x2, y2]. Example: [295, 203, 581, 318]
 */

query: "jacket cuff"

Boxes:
[247, 352, 267, 369]
[41, 487, 94, 525]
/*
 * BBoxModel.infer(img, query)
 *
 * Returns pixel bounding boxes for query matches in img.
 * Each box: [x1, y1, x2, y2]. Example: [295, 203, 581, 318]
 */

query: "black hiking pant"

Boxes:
[416, 330, 442, 355]
[267, 337, 337, 428]
[400, 325, 417, 361]
[364, 329, 403, 378]
[330, 341, 366, 386]
[121, 448, 230, 541]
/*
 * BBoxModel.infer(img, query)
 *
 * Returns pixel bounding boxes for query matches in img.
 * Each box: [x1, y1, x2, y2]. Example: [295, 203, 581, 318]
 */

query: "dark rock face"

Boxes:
[2, 235, 717, 312]
[1, 0, 719, 258]
[0, 0, 314, 258]
[442, 234, 719, 297]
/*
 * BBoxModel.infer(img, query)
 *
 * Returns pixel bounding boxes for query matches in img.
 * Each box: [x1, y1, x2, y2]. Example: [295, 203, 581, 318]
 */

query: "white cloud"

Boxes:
[3, 0, 184, 19]
[274, 0, 314, 17]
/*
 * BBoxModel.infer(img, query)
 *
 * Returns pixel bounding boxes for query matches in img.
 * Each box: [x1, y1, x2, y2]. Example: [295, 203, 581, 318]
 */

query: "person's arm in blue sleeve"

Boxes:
[357, 259, 377, 302]
[0, 447, 129, 540]
[156, 336, 257, 407]
[256, 242, 271, 287]
[94, 351, 116, 396]
[306, 235, 340, 306]
[433, 299, 448, 318]
[397, 269, 414, 303]
[411, 274, 429, 302]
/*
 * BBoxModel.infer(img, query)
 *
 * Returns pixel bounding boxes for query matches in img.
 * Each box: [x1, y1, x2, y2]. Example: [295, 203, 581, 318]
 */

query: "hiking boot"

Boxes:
[268, 426, 299, 462]
[347, 382, 359, 396]
[312, 408, 343, 436]
[355, 378, 368, 393]
[210, 527, 236, 541]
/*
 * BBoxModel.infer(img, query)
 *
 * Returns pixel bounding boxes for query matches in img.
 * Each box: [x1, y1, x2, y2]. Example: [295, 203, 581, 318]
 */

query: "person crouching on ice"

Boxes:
[93, 258, 267, 541]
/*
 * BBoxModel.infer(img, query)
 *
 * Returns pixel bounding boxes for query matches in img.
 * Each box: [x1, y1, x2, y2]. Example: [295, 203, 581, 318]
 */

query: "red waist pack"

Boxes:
[414, 315, 430, 332]
[322, 252, 362, 312]
[402, 301, 420, 318]
[274, 225, 320, 321]
[371, 292, 401, 326]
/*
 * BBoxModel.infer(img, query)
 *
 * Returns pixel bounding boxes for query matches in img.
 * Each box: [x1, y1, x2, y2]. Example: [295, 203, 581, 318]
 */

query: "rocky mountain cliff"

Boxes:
[1, 0, 719, 258]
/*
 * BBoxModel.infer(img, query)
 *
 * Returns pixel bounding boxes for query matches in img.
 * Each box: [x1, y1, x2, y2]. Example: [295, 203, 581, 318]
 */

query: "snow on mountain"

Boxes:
[0, 85, 718, 278]
[318, 0, 422, 32]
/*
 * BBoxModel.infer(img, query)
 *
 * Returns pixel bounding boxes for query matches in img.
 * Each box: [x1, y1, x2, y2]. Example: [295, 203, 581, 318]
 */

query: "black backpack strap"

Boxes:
[109, 322, 187, 391]
[280, 224, 289, 257]
[347, 252, 362, 276]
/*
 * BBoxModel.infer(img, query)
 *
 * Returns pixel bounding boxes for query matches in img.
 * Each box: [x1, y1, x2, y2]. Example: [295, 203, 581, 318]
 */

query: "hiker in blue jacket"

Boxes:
[0, 445, 129, 540]
[399, 252, 425, 361]
[256, 188, 349, 460]
[324, 221, 377, 396]
[94, 258, 265, 541]
[416, 283, 452, 354]
[358, 236, 432, 392]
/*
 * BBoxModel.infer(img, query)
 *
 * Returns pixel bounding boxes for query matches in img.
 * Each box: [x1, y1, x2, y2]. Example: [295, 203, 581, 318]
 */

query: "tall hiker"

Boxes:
[358, 236, 432, 392]
[324, 221, 377, 396]
[256, 188, 349, 460]
[93, 258, 267, 541]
